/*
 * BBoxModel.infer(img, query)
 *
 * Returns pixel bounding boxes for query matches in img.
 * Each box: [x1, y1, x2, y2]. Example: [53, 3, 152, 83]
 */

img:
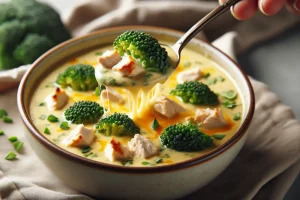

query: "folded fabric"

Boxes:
[0, 0, 299, 199]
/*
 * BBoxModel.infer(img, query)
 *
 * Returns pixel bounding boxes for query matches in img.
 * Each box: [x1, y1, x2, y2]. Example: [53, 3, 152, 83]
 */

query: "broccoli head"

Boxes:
[64, 101, 104, 124]
[113, 31, 170, 74]
[170, 81, 219, 105]
[13, 34, 55, 64]
[0, 4, 17, 24]
[0, 53, 21, 70]
[95, 113, 140, 137]
[0, 20, 26, 55]
[160, 123, 213, 152]
[56, 64, 98, 91]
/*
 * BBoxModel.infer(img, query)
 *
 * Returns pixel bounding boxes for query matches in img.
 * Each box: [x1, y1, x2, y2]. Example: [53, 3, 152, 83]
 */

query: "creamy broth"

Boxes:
[30, 44, 243, 167]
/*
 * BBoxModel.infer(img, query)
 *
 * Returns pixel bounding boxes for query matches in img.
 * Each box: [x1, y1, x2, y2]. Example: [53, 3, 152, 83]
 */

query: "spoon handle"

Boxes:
[172, 0, 241, 54]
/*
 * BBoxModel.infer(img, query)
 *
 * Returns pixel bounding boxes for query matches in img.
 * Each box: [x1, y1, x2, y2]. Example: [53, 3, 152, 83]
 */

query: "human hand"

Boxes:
[219, 0, 300, 20]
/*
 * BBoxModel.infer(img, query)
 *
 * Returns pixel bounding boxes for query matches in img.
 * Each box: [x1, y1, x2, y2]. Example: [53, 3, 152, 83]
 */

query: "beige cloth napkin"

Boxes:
[1, 0, 300, 199]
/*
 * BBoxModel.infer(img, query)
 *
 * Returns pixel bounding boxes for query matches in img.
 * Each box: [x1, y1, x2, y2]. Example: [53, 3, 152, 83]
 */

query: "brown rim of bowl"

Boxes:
[17, 25, 255, 174]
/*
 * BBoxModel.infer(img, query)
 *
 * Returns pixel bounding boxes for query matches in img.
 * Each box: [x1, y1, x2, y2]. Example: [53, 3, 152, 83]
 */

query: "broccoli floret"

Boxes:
[64, 101, 104, 124]
[160, 123, 213, 152]
[0, 53, 21, 70]
[56, 64, 98, 91]
[13, 34, 55, 64]
[0, 20, 26, 55]
[170, 81, 219, 105]
[95, 113, 140, 137]
[11, 0, 70, 44]
[0, 4, 17, 24]
[113, 31, 170, 74]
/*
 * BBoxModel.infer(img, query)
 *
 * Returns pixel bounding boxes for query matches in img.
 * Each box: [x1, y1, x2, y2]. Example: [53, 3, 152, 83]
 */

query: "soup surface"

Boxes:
[30, 42, 243, 167]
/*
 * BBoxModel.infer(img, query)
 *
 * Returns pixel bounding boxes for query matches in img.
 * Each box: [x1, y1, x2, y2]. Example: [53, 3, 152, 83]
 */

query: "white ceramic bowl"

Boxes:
[17, 26, 254, 200]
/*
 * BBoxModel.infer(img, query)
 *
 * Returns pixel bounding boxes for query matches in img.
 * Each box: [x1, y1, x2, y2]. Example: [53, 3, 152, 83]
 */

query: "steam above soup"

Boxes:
[30, 31, 243, 167]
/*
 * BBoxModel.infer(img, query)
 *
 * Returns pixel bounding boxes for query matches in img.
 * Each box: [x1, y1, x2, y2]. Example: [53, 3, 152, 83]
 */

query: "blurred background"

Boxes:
[0, 0, 299, 199]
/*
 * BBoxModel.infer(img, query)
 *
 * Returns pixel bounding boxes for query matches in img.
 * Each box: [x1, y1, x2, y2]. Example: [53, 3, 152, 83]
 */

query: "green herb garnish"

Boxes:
[39, 102, 45, 106]
[233, 113, 241, 121]
[95, 51, 103, 56]
[217, 76, 225, 82]
[221, 90, 237, 100]
[39, 115, 47, 120]
[81, 146, 92, 153]
[44, 127, 51, 135]
[3, 116, 13, 123]
[47, 115, 59, 122]
[212, 134, 226, 140]
[141, 161, 154, 166]
[204, 73, 210, 79]
[0, 130, 4, 135]
[155, 158, 163, 164]
[183, 61, 191, 67]
[8, 136, 18, 142]
[208, 78, 217, 85]
[60, 121, 69, 130]
[5, 151, 16, 160]
[0, 109, 8, 118]
[121, 159, 133, 166]
[223, 100, 237, 109]
[84, 152, 93, 157]
[13, 141, 24, 152]
[151, 118, 160, 130]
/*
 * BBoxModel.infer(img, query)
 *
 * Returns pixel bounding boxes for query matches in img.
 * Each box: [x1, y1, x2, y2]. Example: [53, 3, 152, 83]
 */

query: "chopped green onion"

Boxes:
[183, 61, 191, 67]
[204, 73, 210, 79]
[8, 136, 18, 142]
[208, 78, 217, 85]
[212, 134, 226, 140]
[47, 114, 59, 122]
[81, 146, 92, 153]
[233, 113, 241, 121]
[39, 115, 47, 120]
[5, 151, 16, 160]
[155, 158, 163, 164]
[121, 159, 133, 166]
[3, 116, 13, 123]
[13, 141, 24, 152]
[162, 154, 170, 158]
[141, 161, 154, 166]
[84, 152, 93, 157]
[0, 109, 8, 118]
[217, 76, 225, 82]
[44, 127, 51, 135]
[39, 102, 45, 106]
[221, 90, 237, 100]
[60, 121, 69, 130]
[0, 130, 4, 135]
[151, 118, 160, 130]
[223, 100, 237, 109]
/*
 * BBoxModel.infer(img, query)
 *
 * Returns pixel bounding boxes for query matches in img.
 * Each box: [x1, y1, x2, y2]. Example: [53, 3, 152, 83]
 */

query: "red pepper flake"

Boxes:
[110, 138, 124, 156]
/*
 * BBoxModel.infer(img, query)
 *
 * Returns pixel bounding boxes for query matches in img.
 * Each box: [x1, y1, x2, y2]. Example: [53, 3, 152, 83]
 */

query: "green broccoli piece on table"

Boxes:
[56, 64, 98, 91]
[113, 31, 170, 74]
[64, 101, 104, 124]
[13, 34, 55, 64]
[0, 53, 21, 70]
[160, 123, 213, 152]
[170, 81, 219, 105]
[0, 4, 17, 24]
[95, 113, 140, 137]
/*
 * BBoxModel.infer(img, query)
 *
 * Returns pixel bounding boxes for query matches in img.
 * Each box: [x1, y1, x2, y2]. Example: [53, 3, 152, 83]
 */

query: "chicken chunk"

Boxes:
[177, 67, 203, 84]
[153, 95, 185, 118]
[62, 124, 94, 147]
[98, 50, 121, 69]
[112, 56, 145, 78]
[100, 88, 124, 104]
[104, 138, 133, 162]
[45, 87, 68, 111]
[194, 108, 228, 129]
[128, 134, 158, 158]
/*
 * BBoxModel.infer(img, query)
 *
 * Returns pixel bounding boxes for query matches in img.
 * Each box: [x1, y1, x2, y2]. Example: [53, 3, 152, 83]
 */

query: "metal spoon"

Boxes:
[166, 0, 241, 68]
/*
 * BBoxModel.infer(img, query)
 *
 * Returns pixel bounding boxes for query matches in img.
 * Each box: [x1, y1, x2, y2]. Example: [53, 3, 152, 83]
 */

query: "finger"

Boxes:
[258, 0, 285, 15]
[285, 0, 300, 14]
[230, 0, 258, 20]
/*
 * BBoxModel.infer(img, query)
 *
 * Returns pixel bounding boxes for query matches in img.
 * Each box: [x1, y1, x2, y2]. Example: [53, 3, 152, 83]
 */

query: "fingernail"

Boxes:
[294, 0, 300, 11]
[259, 0, 268, 15]
[230, 6, 241, 20]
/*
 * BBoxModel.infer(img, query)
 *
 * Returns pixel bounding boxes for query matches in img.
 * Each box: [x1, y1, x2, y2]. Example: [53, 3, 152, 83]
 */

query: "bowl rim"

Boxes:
[18, 25, 255, 173]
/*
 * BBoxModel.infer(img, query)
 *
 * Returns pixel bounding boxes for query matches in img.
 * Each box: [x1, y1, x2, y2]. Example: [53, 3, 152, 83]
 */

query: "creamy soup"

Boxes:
[30, 42, 243, 167]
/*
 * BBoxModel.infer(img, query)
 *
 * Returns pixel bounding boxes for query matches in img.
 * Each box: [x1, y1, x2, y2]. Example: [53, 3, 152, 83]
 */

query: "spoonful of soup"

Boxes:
[95, 0, 241, 89]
